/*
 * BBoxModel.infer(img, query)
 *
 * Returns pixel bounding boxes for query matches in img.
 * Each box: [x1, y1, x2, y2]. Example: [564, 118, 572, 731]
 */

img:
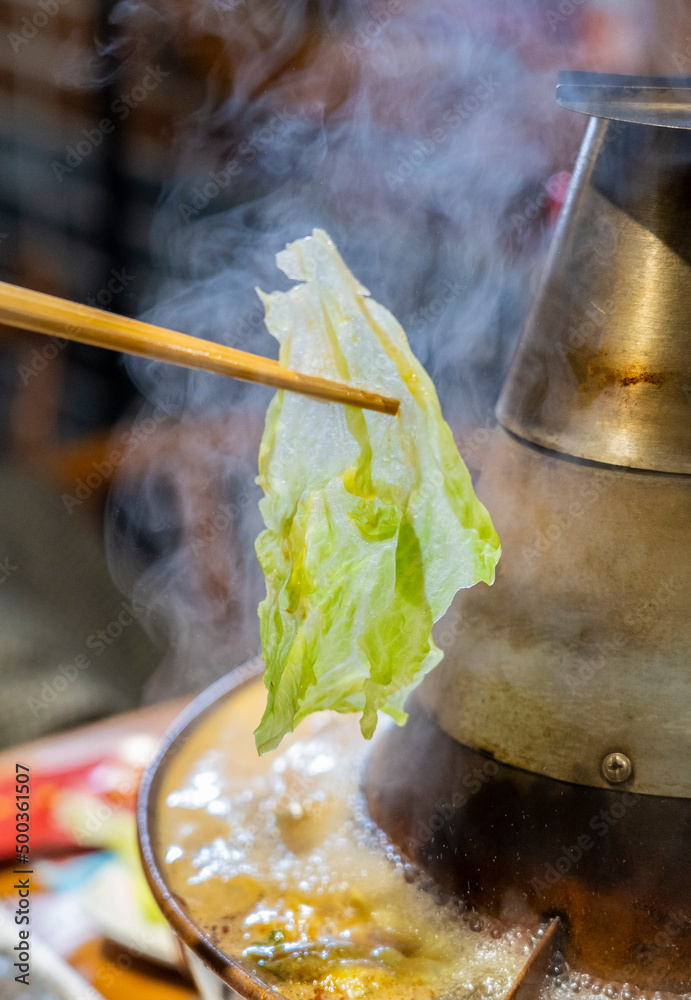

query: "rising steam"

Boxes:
[104, 0, 624, 699]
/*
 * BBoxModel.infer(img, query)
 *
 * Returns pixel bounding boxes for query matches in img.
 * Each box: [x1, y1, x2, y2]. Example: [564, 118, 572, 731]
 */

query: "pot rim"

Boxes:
[136, 656, 288, 998]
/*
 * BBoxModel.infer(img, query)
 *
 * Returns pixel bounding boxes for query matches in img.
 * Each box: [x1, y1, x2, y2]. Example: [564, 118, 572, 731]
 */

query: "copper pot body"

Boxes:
[365, 74, 691, 990]
[365, 425, 691, 990]
[498, 83, 691, 474]
[418, 428, 691, 798]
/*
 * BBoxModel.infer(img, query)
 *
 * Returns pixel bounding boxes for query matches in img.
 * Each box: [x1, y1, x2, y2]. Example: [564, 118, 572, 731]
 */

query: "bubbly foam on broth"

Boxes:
[158, 678, 689, 999]
[157, 677, 536, 999]
[542, 973, 691, 1000]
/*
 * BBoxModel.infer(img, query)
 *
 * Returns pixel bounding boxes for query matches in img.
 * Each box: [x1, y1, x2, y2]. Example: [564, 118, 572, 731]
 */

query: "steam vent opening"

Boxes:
[2, 2, 690, 999]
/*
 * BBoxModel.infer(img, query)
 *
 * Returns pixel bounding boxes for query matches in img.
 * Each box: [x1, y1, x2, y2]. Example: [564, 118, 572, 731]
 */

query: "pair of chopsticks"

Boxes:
[0, 280, 399, 416]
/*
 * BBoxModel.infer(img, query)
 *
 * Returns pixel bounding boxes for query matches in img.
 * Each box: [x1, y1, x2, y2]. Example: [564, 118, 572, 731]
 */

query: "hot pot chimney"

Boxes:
[365, 73, 691, 992]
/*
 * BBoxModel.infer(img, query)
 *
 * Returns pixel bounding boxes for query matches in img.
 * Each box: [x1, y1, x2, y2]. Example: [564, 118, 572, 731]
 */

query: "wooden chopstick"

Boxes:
[0, 280, 399, 416]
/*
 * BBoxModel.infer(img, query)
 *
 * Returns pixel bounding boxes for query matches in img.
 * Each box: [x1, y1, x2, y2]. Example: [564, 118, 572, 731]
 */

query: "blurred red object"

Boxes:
[546, 170, 572, 226]
[0, 749, 148, 862]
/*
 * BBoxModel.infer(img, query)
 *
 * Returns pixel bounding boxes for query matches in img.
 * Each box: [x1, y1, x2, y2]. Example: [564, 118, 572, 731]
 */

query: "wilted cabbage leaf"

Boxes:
[254, 230, 500, 755]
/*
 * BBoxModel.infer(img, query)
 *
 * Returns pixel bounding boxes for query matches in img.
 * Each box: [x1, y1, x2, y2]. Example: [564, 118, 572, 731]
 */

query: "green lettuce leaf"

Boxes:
[254, 230, 500, 754]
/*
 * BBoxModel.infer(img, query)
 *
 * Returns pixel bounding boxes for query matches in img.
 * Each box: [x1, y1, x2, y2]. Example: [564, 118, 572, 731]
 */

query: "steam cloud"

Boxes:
[104, 0, 639, 699]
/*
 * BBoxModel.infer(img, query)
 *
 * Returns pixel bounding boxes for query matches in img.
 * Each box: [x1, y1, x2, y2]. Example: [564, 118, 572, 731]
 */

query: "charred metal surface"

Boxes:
[364, 702, 691, 993]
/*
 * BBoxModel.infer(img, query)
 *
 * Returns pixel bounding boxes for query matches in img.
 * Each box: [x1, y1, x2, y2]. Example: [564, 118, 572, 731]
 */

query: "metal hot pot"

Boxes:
[139, 73, 691, 997]
[366, 72, 691, 992]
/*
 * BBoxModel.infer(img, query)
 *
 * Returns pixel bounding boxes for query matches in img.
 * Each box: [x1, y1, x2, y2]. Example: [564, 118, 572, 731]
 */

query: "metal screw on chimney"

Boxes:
[601, 752, 633, 785]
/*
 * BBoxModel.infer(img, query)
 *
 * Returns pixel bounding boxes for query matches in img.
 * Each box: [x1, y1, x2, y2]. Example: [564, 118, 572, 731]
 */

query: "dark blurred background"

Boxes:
[0, 0, 688, 747]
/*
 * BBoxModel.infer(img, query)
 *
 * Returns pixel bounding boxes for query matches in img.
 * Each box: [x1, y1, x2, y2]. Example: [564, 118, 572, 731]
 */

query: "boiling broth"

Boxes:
[157, 677, 538, 1000]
